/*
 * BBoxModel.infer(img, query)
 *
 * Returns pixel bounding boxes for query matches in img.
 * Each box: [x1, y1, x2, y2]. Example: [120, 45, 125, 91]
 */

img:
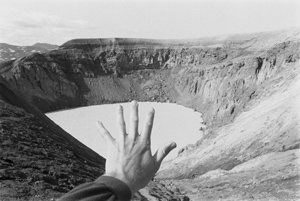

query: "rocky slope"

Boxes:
[157, 59, 300, 200]
[0, 27, 300, 200]
[0, 76, 105, 200]
[0, 43, 58, 62]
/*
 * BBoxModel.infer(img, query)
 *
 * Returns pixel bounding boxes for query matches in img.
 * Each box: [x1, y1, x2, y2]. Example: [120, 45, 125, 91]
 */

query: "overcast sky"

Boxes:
[0, 0, 299, 46]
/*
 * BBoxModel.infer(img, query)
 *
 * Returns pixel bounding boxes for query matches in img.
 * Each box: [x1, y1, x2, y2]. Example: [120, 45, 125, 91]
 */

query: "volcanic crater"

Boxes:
[0, 28, 300, 200]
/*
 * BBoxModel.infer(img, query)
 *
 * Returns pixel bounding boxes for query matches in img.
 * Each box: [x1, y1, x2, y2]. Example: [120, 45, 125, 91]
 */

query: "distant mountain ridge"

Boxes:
[0, 43, 58, 62]
[32, 42, 59, 50]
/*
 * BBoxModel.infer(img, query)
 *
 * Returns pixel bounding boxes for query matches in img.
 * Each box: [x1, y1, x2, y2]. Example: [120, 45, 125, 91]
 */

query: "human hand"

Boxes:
[96, 101, 176, 194]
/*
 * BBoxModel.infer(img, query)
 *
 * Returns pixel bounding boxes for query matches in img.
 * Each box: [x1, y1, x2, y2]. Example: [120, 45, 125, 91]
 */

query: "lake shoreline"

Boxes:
[46, 102, 205, 160]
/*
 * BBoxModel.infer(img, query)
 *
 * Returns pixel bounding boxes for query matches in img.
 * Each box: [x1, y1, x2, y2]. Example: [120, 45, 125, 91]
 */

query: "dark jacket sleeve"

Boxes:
[57, 176, 132, 201]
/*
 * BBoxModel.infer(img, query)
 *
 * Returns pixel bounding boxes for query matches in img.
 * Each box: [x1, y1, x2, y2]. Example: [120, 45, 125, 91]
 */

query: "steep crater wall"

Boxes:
[1, 37, 299, 128]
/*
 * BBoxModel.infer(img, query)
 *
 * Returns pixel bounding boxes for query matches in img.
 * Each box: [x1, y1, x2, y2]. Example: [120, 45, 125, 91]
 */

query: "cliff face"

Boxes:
[172, 41, 300, 126]
[1, 30, 300, 126]
[1, 28, 300, 200]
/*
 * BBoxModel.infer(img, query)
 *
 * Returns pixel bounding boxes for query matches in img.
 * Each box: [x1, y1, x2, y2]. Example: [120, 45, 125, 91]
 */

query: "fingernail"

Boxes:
[149, 107, 155, 113]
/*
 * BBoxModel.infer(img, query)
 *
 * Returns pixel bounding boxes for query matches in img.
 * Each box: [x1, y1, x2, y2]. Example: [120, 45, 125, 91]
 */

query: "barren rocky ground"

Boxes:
[157, 59, 300, 200]
[0, 28, 299, 200]
[0, 76, 105, 200]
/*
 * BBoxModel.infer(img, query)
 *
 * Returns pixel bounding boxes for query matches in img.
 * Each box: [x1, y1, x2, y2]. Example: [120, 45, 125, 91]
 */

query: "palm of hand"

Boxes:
[96, 101, 176, 194]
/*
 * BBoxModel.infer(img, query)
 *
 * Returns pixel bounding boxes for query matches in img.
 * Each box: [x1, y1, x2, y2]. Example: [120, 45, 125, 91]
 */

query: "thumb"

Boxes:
[154, 142, 177, 165]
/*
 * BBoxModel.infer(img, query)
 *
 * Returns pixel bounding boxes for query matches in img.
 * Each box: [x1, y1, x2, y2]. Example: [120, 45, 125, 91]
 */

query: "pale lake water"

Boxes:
[46, 102, 204, 161]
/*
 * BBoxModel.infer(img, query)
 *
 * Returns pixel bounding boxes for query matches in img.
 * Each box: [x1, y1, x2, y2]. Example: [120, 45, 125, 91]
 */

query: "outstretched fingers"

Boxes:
[154, 142, 177, 166]
[96, 121, 114, 144]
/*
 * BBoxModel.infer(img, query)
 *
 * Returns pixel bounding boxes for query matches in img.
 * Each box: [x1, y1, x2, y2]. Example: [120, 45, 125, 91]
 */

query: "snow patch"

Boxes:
[9, 48, 15, 53]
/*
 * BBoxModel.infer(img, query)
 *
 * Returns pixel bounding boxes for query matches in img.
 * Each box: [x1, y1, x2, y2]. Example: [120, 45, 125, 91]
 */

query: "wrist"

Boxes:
[96, 175, 132, 200]
[103, 172, 136, 195]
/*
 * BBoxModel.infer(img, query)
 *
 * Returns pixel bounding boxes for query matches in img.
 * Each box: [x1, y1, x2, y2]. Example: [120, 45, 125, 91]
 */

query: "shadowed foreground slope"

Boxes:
[0, 76, 105, 200]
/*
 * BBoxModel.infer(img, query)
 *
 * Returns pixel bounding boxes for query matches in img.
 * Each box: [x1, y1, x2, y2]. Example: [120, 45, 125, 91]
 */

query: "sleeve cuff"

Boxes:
[95, 176, 132, 200]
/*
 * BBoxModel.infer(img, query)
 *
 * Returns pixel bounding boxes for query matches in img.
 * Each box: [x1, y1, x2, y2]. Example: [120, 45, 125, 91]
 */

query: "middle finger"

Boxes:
[129, 100, 139, 140]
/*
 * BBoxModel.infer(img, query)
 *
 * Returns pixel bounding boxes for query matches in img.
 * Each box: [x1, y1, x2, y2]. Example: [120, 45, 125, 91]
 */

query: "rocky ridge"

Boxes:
[0, 27, 300, 200]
